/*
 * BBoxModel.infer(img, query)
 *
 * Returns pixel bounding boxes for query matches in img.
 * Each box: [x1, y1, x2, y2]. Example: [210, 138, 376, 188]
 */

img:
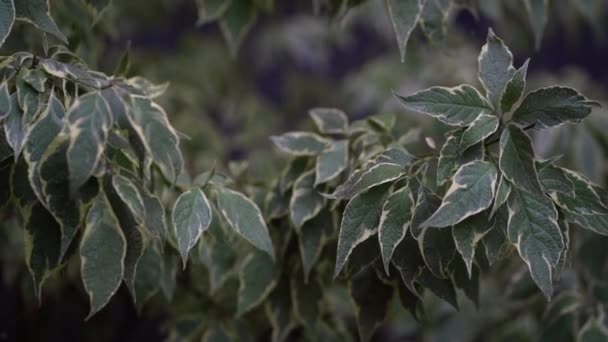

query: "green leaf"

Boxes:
[396, 84, 493, 126]
[271, 132, 329, 156]
[452, 212, 492, 277]
[554, 170, 608, 215]
[524, 0, 548, 49]
[490, 176, 511, 217]
[423, 161, 498, 228]
[140, 188, 168, 239]
[265, 276, 296, 342]
[40, 59, 110, 89]
[578, 315, 608, 342]
[198, 211, 238, 292]
[437, 129, 464, 186]
[279, 157, 309, 193]
[195, 0, 232, 25]
[112, 175, 145, 221]
[350, 265, 393, 342]
[0, 0, 15, 48]
[23, 92, 64, 164]
[315, 140, 348, 185]
[172, 188, 212, 266]
[385, 0, 424, 62]
[507, 187, 563, 299]
[14, 0, 67, 43]
[80, 194, 126, 319]
[501, 60, 529, 113]
[538, 164, 575, 196]
[237, 250, 277, 316]
[483, 207, 511, 265]
[459, 113, 499, 151]
[478, 29, 515, 107]
[127, 95, 183, 182]
[374, 146, 415, 167]
[16, 74, 41, 124]
[216, 187, 275, 258]
[334, 184, 391, 277]
[499, 125, 542, 193]
[66, 92, 113, 191]
[378, 185, 414, 274]
[298, 208, 334, 282]
[4, 94, 24, 158]
[160, 252, 178, 301]
[327, 163, 405, 199]
[419, 0, 450, 43]
[309, 107, 348, 134]
[419, 226, 456, 277]
[512, 86, 599, 128]
[566, 212, 608, 236]
[290, 170, 325, 228]
[219, 0, 257, 56]
[291, 270, 323, 332]
[21, 68, 46, 93]
[411, 187, 442, 238]
[0, 81, 10, 120]
[132, 243, 162, 307]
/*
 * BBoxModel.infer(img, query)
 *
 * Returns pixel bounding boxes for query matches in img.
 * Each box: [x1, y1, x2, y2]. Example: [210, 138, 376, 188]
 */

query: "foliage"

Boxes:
[2, 0, 608, 341]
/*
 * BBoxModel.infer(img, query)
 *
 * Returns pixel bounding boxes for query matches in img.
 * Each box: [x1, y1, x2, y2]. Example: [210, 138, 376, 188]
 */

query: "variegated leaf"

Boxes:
[378, 185, 414, 274]
[172, 188, 212, 266]
[327, 163, 404, 199]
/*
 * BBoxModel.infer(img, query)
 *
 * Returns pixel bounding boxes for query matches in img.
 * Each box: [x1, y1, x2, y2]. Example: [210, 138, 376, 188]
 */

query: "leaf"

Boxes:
[578, 316, 608, 342]
[14, 0, 67, 43]
[459, 113, 499, 151]
[350, 265, 393, 342]
[436, 129, 464, 186]
[279, 157, 309, 193]
[499, 125, 542, 193]
[309, 107, 348, 134]
[289, 170, 325, 228]
[270, 132, 329, 156]
[127, 95, 183, 182]
[0, 0, 15, 48]
[524, 0, 548, 50]
[501, 60, 529, 113]
[112, 175, 145, 221]
[374, 146, 415, 167]
[507, 187, 563, 299]
[566, 212, 608, 236]
[298, 209, 334, 282]
[512, 86, 599, 128]
[40, 59, 110, 89]
[195, 0, 232, 25]
[411, 187, 442, 238]
[385, 0, 424, 62]
[140, 189, 168, 239]
[490, 176, 511, 217]
[198, 211, 238, 292]
[327, 163, 405, 199]
[172, 188, 212, 266]
[419, 0, 451, 43]
[334, 184, 391, 277]
[132, 243, 162, 307]
[423, 161, 498, 228]
[265, 276, 297, 342]
[452, 212, 493, 277]
[315, 140, 348, 185]
[478, 29, 515, 107]
[66, 92, 113, 191]
[219, 0, 257, 56]
[4, 94, 25, 158]
[237, 250, 277, 316]
[216, 187, 275, 258]
[554, 170, 608, 215]
[483, 206, 511, 266]
[0, 81, 10, 119]
[378, 185, 415, 274]
[419, 226, 456, 277]
[396, 84, 493, 126]
[23, 92, 64, 164]
[291, 270, 323, 331]
[538, 164, 575, 196]
[80, 194, 126, 319]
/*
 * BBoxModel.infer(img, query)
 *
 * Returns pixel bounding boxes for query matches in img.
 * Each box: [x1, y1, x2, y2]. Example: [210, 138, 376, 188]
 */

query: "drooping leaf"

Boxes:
[512, 86, 599, 128]
[112, 175, 145, 221]
[140, 189, 168, 239]
[538, 164, 575, 196]
[452, 212, 492, 277]
[385, 0, 424, 62]
[524, 0, 548, 49]
[553, 170, 608, 215]
[315, 140, 348, 186]
[237, 250, 277, 316]
[290, 170, 325, 228]
[0, 0, 15, 48]
[483, 206, 512, 266]
[334, 183, 391, 277]
[490, 175, 511, 217]
[219, 0, 258, 55]
[279, 157, 309, 193]
[478, 29, 515, 107]
[216, 187, 275, 258]
[127, 95, 183, 182]
[396, 84, 493, 126]
[419, 0, 451, 43]
[0, 81, 10, 119]
[459, 113, 499, 151]
[4, 94, 24, 158]
[501, 59, 529, 113]
[499, 124, 542, 192]
[270, 132, 329, 156]
[265, 276, 296, 342]
[327, 163, 404, 199]
[418, 226, 456, 277]
[378, 185, 415, 274]
[298, 208, 334, 282]
[291, 270, 323, 332]
[172, 188, 212, 266]
[411, 187, 442, 238]
[309, 107, 348, 134]
[80, 194, 127, 319]
[507, 187, 563, 299]
[132, 242, 162, 307]
[566, 212, 608, 236]
[423, 161, 498, 228]
[14, 0, 67, 43]
[66, 92, 113, 191]
[436, 129, 464, 186]
[197, 210, 238, 292]
[350, 265, 393, 342]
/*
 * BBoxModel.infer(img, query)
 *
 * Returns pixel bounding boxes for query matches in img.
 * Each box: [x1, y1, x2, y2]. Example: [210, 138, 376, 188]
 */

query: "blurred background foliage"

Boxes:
[2, 0, 608, 341]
